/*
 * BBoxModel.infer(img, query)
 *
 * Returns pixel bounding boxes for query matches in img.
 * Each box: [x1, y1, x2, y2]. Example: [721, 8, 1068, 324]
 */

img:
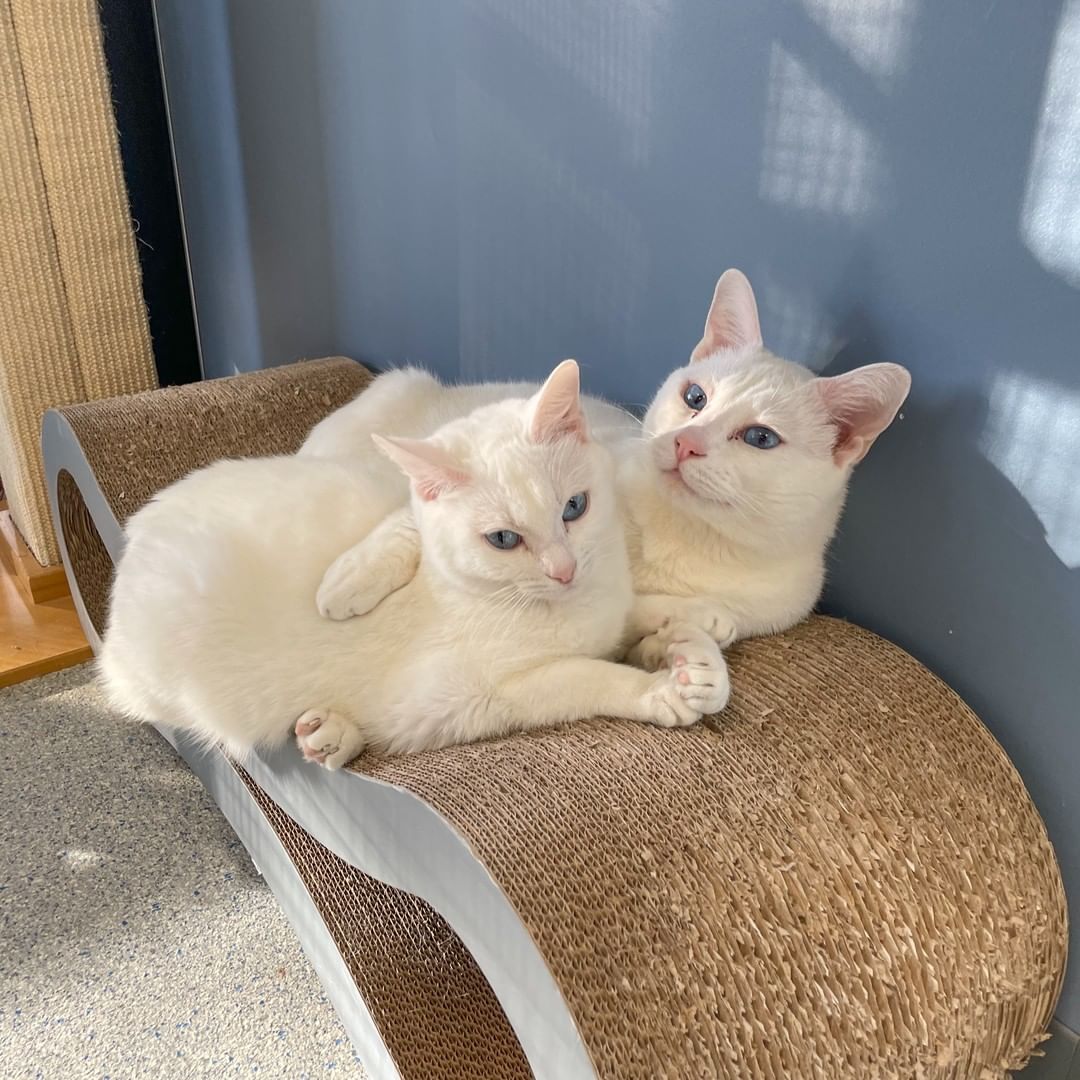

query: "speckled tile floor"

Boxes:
[0, 665, 365, 1079]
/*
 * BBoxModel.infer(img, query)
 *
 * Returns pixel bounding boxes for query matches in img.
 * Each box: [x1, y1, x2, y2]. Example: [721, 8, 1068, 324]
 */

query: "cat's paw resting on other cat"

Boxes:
[316, 558, 395, 621]
[317, 507, 421, 621]
[295, 709, 366, 770]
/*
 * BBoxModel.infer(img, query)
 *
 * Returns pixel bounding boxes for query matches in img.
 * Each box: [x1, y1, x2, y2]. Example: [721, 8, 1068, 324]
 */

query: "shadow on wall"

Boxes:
[223, 0, 337, 373]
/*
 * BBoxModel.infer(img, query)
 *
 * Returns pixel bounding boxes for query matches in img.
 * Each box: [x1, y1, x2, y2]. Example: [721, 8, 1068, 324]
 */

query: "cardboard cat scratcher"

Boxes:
[42, 357, 1067, 1078]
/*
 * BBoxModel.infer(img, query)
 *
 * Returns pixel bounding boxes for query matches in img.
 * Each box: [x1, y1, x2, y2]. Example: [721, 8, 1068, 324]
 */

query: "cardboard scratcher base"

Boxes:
[336, 616, 1069, 1078]
[42, 358, 1069, 1079]
[232, 764, 532, 1079]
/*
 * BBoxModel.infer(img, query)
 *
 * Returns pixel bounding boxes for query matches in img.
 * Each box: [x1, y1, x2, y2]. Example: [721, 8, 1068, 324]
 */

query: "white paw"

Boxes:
[663, 622, 731, 715]
[641, 669, 702, 728]
[636, 622, 730, 727]
[629, 629, 670, 672]
[294, 709, 365, 770]
[683, 601, 738, 648]
[316, 559, 390, 621]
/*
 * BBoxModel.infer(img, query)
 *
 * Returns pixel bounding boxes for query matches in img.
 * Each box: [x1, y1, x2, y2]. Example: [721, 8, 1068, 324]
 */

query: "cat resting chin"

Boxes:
[308, 269, 910, 649]
[100, 360, 728, 769]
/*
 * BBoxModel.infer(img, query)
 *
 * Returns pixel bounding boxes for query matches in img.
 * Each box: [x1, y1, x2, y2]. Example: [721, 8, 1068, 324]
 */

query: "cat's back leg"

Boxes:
[300, 367, 445, 457]
[294, 708, 366, 770]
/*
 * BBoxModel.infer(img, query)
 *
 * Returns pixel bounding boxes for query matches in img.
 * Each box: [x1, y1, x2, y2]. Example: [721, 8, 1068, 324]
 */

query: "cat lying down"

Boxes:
[306, 270, 911, 667]
[100, 362, 728, 768]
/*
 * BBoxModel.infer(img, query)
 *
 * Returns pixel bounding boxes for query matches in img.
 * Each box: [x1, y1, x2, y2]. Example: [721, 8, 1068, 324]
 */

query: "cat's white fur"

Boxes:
[100, 362, 728, 767]
[306, 270, 910, 650]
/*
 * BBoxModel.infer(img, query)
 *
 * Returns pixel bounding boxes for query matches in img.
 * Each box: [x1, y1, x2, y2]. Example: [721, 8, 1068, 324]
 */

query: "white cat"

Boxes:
[306, 270, 910, 656]
[99, 362, 728, 768]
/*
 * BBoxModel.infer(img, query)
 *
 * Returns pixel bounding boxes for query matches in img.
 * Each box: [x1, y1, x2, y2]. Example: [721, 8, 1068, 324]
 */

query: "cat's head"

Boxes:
[374, 360, 623, 600]
[643, 269, 911, 550]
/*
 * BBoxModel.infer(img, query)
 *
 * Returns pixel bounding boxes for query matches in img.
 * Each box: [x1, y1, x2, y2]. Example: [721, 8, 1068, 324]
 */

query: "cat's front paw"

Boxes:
[664, 622, 731, 715]
[317, 558, 390, 621]
[638, 623, 730, 727]
[681, 600, 738, 648]
[641, 670, 702, 728]
[294, 709, 365, 770]
[627, 628, 670, 672]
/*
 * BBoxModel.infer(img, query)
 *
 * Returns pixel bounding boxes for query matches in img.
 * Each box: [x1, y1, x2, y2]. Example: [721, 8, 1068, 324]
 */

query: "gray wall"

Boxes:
[156, 0, 1080, 1027]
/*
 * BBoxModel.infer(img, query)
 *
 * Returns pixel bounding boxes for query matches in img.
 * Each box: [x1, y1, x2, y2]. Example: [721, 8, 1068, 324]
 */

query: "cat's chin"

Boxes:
[661, 466, 694, 494]
[660, 467, 731, 512]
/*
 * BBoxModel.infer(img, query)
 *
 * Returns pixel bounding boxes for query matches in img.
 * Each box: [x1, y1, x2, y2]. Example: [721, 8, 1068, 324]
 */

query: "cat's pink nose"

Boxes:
[675, 431, 706, 462]
[541, 551, 577, 584]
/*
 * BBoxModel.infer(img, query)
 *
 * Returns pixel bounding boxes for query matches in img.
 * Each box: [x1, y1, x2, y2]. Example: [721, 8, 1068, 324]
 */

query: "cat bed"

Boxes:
[43, 357, 1067, 1079]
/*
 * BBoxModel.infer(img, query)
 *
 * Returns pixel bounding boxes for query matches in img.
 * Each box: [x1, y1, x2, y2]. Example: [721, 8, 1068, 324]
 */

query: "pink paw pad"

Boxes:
[295, 712, 323, 737]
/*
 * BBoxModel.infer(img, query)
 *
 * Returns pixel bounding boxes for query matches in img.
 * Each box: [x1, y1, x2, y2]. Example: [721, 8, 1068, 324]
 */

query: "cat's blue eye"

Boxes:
[742, 426, 781, 450]
[485, 529, 522, 550]
[562, 492, 589, 522]
[682, 383, 708, 411]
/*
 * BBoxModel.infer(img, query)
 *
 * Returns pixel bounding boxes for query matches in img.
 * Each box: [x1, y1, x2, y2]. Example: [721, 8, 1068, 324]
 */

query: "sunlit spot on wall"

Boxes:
[981, 370, 1080, 568]
[468, 0, 670, 163]
[1021, 0, 1080, 288]
[799, 0, 916, 85]
[758, 273, 839, 367]
[759, 45, 883, 220]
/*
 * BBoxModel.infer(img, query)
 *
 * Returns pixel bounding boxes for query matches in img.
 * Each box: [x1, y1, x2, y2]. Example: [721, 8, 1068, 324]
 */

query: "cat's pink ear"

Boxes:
[690, 268, 764, 362]
[529, 359, 588, 444]
[372, 434, 470, 500]
[817, 363, 911, 467]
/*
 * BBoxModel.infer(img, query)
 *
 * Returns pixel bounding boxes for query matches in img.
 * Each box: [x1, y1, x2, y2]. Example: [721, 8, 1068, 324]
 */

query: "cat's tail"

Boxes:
[97, 637, 263, 763]
[97, 633, 173, 730]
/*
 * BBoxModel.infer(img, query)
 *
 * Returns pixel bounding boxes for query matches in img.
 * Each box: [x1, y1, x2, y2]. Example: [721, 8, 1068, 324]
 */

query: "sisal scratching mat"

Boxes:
[0, 0, 155, 565]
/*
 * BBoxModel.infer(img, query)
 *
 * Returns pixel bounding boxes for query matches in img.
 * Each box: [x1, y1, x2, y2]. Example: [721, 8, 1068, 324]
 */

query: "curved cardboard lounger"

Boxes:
[43, 358, 1069, 1079]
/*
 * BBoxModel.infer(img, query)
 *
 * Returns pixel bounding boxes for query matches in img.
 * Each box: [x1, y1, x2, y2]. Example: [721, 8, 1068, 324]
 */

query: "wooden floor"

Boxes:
[0, 510, 92, 689]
